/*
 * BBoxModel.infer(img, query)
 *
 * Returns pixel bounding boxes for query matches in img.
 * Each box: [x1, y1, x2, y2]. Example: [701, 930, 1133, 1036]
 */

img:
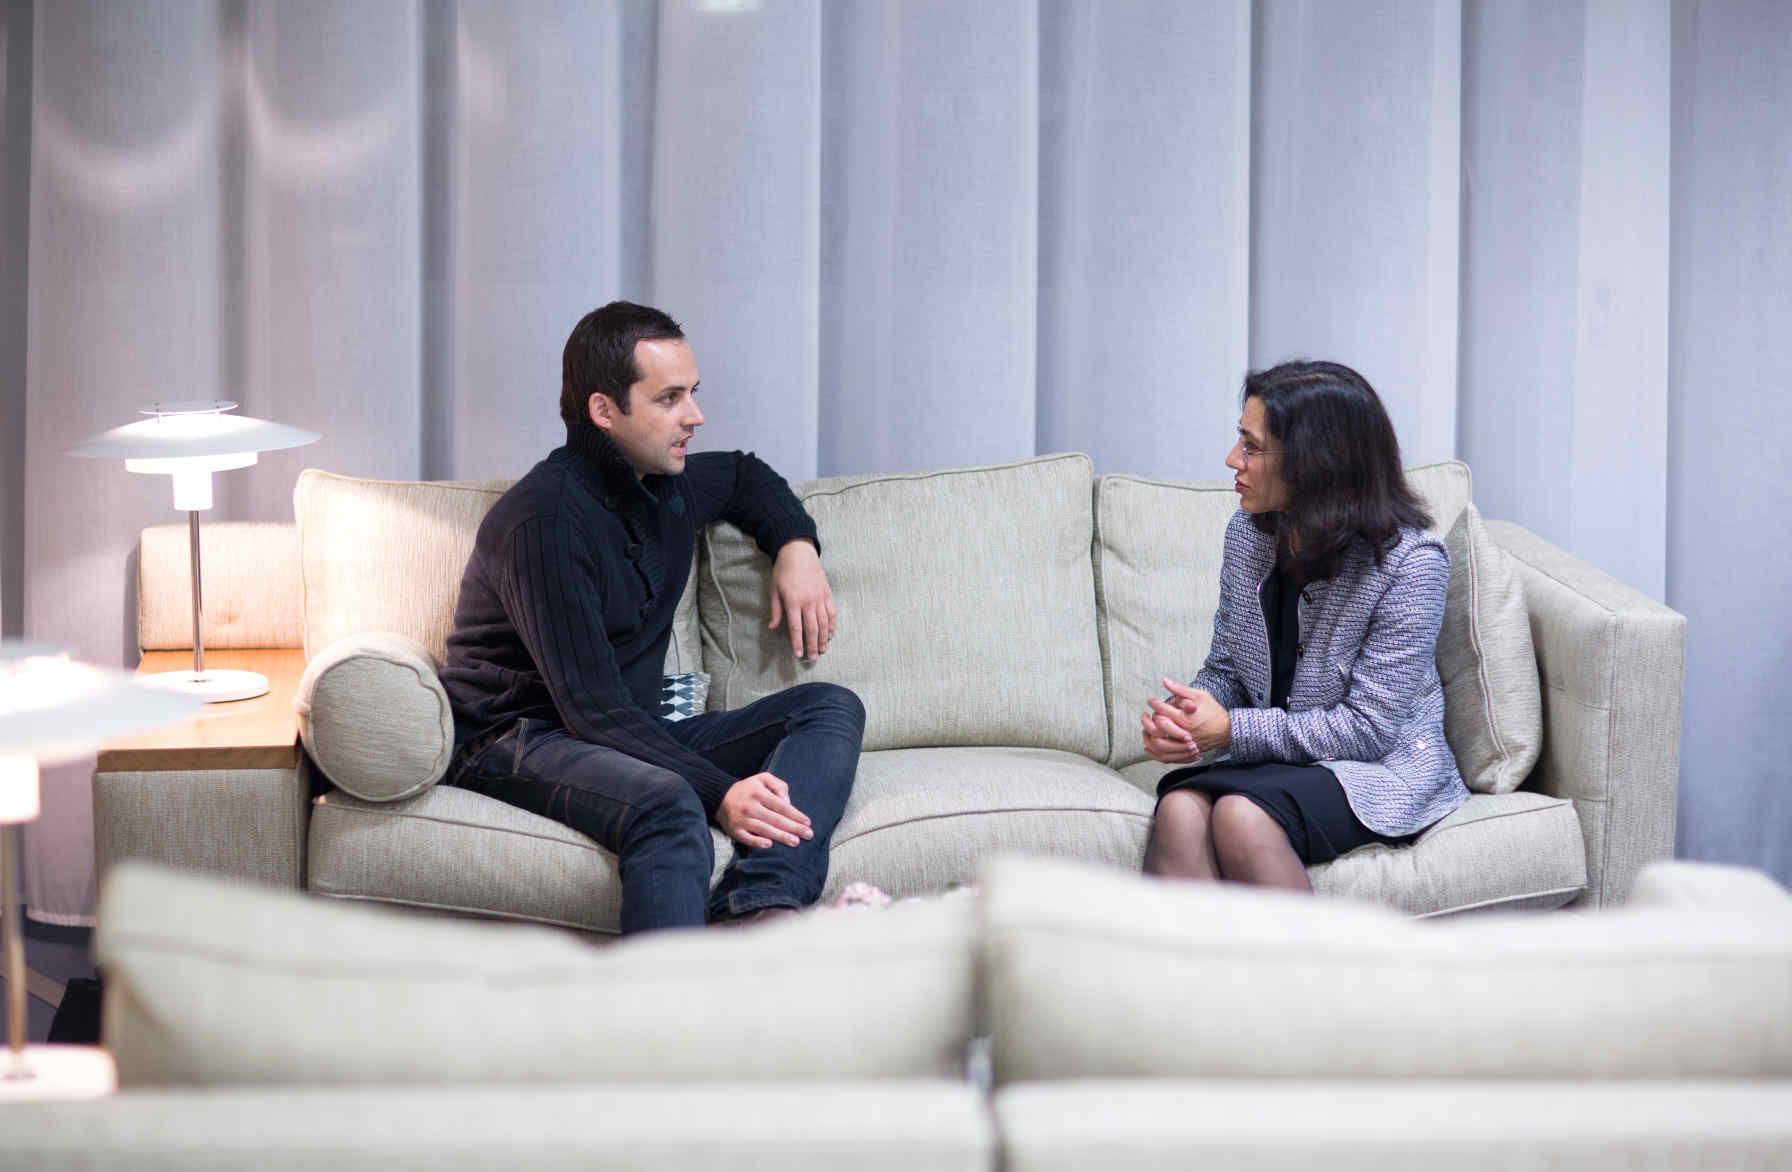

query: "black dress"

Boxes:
[1157, 565, 1416, 865]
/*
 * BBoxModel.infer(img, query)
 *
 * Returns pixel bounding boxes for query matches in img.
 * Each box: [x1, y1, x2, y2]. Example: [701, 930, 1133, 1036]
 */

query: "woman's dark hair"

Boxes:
[560, 301, 685, 427]
[1244, 359, 1431, 581]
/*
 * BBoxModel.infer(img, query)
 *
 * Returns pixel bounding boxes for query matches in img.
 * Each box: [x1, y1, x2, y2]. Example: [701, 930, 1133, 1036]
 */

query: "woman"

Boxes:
[1142, 360, 1468, 890]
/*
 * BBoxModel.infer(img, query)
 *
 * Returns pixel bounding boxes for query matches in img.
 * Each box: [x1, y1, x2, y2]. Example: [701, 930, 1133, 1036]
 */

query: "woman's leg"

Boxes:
[1210, 794, 1312, 892]
[1144, 789, 1219, 880]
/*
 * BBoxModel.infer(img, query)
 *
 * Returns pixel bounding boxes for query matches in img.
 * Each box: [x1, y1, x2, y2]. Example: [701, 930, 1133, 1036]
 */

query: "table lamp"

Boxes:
[0, 641, 201, 1092]
[67, 401, 319, 702]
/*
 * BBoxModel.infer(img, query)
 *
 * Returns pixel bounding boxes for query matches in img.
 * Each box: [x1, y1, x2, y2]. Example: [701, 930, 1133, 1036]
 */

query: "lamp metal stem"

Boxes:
[188, 510, 204, 677]
[2, 823, 24, 1067]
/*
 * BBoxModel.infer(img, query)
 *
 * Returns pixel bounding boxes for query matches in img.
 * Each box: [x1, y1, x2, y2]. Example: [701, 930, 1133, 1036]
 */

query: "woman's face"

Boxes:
[1225, 395, 1290, 514]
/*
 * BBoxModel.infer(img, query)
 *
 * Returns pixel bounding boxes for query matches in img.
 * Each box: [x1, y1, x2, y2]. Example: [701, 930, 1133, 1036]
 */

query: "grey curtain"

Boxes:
[1, 0, 1787, 922]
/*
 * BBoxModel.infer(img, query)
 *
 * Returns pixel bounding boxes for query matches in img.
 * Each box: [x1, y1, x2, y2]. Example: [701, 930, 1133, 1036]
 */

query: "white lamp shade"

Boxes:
[0, 644, 203, 768]
[65, 401, 319, 462]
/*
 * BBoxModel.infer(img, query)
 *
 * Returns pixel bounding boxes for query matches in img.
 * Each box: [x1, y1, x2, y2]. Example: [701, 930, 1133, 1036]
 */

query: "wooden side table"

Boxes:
[93, 648, 312, 891]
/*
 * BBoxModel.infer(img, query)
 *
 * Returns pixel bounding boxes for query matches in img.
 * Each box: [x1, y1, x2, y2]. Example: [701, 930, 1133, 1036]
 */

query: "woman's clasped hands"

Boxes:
[1139, 678, 1232, 765]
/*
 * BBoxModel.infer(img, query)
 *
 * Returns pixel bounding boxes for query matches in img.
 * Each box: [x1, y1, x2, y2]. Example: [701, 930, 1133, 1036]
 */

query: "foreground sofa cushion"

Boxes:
[995, 1083, 1792, 1172]
[699, 454, 1109, 758]
[982, 856, 1792, 1083]
[823, 748, 1155, 900]
[1119, 763, 1585, 915]
[306, 786, 732, 932]
[1437, 504, 1543, 793]
[98, 863, 977, 1086]
[4, 1083, 992, 1172]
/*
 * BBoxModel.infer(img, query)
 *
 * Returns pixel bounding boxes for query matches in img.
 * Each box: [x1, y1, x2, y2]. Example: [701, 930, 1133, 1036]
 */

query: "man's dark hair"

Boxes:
[560, 301, 685, 425]
[1244, 359, 1432, 581]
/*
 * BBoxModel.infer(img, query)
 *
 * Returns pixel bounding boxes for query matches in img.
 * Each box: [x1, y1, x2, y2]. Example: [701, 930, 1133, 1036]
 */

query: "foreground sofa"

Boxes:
[2, 857, 1787, 1169]
[94, 455, 1685, 930]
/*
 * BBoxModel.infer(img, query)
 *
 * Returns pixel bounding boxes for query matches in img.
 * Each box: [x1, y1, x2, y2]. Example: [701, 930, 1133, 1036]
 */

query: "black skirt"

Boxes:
[1157, 760, 1415, 865]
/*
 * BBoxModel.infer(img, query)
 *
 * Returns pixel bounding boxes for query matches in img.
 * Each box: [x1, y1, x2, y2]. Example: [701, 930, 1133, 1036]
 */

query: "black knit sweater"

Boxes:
[439, 424, 818, 815]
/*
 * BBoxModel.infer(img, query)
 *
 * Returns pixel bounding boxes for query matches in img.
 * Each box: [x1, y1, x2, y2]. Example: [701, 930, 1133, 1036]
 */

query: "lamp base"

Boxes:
[140, 669, 269, 703]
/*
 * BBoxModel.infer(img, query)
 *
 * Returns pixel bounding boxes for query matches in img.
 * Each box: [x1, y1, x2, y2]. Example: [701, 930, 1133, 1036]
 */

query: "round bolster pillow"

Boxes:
[296, 632, 455, 803]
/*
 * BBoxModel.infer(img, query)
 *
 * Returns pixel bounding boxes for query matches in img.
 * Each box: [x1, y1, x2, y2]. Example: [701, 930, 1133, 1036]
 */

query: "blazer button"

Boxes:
[1416, 739, 1427, 750]
[625, 543, 642, 558]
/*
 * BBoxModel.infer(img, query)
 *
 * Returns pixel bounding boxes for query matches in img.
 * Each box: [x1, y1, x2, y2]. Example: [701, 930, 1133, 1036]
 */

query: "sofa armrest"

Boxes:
[1483, 520, 1685, 907]
[296, 632, 455, 803]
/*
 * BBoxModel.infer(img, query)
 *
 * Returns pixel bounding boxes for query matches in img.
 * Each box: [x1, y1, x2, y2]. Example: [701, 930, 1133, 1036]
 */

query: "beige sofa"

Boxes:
[94, 455, 1683, 930]
[3, 856, 1787, 1168]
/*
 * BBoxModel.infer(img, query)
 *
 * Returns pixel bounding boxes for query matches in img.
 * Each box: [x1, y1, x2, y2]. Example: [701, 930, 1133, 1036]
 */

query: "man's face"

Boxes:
[590, 338, 704, 478]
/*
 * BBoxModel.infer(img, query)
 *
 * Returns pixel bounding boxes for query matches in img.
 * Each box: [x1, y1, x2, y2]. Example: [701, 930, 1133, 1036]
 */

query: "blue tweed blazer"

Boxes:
[1192, 510, 1469, 837]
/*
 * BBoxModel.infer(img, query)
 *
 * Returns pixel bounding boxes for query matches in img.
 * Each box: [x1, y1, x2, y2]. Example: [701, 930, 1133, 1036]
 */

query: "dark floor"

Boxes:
[1, 917, 96, 1042]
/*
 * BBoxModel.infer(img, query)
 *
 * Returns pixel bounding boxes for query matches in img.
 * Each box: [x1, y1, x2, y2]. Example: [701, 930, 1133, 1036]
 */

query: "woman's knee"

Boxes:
[1210, 794, 1277, 849]
[1155, 788, 1213, 833]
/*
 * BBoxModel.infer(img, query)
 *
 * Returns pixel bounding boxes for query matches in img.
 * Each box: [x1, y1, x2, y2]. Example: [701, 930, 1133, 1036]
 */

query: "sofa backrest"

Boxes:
[138, 521, 304, 651]
[1093, 460, 1472, 768]
[699, 453, 1111, 758]
[292, 470, 702, 671]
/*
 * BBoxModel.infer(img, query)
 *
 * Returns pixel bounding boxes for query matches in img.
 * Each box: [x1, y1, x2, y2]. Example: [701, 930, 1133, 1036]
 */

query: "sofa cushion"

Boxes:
[1095, 460, 1476, 770]
[97, 862, 978, 1087]
[292, 470, 702, 672]
[138, 521, 303, 651]
[995, 1083, 1792, 1172]
[1118, 763, 1584, 915]
[1437, 504, 1542, 793]
[306, 785, 733, 933]
[1312, 790, 1584, 915]
[1404, 459, 1473, 536]
[8, 1084, 993, 1172]
[824, 748, 1155, 900]
[698, 454, 1108, 758]
[296, 632, 454, 803]
[982, 856, 1792, 1083]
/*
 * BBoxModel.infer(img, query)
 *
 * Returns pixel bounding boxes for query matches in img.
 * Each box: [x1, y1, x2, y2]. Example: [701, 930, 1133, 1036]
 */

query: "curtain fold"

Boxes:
[5, 0, 1788, 919]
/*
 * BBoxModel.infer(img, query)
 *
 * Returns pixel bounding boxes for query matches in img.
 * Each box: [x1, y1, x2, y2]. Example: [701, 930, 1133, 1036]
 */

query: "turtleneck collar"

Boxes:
[565, 421, 656, 505]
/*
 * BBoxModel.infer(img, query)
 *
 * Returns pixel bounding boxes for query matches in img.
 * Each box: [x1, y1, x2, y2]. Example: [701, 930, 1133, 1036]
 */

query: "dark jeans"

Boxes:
[448, 682, 864, 933]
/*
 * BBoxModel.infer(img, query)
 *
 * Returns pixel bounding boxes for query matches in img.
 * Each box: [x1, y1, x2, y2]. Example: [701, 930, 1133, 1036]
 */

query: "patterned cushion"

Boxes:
[658, 672, 710, 722]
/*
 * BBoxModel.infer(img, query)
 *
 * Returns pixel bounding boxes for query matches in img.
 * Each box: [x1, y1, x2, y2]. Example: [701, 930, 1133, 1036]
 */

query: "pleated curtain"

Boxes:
[1, 0, 1787, 921]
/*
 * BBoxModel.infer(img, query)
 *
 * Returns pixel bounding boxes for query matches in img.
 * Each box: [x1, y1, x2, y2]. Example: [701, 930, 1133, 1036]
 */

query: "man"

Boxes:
[439, 301, 864, 932]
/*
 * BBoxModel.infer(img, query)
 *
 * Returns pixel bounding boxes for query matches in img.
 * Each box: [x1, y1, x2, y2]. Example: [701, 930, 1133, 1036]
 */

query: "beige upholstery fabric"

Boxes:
[1403, 459, 1473, 535]
[983, 856, 1792, 1083]
[1487, 519, 1684, 906]
[1437, 504, 1541, 793]
[296, 633, 453, 802]
[1094, 460, 1475, 771]
[1091, 474, 1238, 769]
[996, 1083, 1792, 1172]
[294, 471, 510, 660]
[98, 863, 979, 1086]
[1312, 791, 1584, 915]
[293, 470, 701, 673]
[93, 763, 310, 891]
[307, 785, 732, 933]
[699, 454, 1108, 757]
[824, 748, 1154, 900]
[1116, 767, 1585, 916]
[4, 1083, 992, 1172]
[138, 522, 303, 650]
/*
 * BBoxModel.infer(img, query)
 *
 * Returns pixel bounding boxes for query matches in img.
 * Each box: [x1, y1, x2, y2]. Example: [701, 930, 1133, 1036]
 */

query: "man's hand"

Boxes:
[717, 771, 813, 850]
[769, 539, 836, 660]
